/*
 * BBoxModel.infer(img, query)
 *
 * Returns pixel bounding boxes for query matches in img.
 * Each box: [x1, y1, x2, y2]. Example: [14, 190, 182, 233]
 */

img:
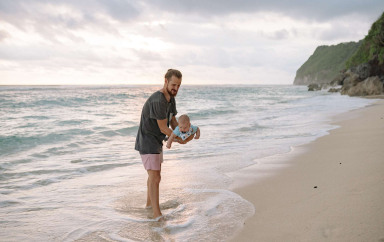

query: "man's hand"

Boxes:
[176, 134, 194, 144]
[157, 119, 173, 137]
[194, 127, 200, 139]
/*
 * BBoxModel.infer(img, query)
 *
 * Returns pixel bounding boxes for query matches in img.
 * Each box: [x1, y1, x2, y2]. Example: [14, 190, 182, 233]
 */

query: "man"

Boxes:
[135, 69, 193, 220]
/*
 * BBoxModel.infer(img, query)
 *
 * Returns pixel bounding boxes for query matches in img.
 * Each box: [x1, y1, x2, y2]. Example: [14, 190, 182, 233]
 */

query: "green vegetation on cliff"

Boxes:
[346, 12, 384, 68]
[294, 12, 384, 85]
[294, 41, 361, 85]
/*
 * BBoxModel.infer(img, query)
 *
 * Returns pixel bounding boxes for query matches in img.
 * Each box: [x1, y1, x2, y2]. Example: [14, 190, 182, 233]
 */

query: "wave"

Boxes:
[0, 168, 70, 181]
[77, 163, 130, 173]
[0, 159, 33, 171]
[237, 122, 268, 132]
[57, 119, 92, 126]
[22, 115, 50, 120]
[0, 129, 94, 156]
[1, 93, 139, 109]
[0, 196, 24, 208]
[116, 126, 138, 136]
[2, 161, 137, 193]
[0, 86, 66, 91]
[98, 126, 138, 137]
[188, 108, 238, 119]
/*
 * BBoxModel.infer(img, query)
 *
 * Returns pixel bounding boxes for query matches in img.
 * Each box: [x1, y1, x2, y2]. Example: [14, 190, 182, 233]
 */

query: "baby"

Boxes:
[166, 114, 200, 149]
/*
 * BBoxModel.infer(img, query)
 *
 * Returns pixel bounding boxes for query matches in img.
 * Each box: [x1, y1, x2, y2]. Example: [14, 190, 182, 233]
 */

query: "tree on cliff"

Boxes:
[346, 12, 384, 68]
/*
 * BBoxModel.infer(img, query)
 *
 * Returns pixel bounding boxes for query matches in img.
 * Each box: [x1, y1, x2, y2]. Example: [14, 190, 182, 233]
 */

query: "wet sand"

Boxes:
[231, 99, 384, 242]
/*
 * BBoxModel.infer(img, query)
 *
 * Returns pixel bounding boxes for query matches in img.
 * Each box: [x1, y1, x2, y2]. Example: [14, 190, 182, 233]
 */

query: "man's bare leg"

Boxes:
[147, 170, 162, 218]
[146, 177, 151, 208]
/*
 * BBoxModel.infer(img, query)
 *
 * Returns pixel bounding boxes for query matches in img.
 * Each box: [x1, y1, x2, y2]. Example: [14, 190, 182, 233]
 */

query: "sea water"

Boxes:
[0, 85, 376, 241]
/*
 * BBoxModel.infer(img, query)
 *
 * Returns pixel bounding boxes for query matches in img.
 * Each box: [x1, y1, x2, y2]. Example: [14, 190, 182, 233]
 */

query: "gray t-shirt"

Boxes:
[135, 91, 177, 154]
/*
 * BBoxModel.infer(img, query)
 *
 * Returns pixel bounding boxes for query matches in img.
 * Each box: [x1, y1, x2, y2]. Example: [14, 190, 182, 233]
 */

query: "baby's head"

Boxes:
[178, 114, 191, 133]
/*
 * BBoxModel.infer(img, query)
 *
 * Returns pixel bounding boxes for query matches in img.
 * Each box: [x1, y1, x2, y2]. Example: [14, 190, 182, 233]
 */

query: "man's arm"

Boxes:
[157, 119, 173, 137]
[177, 133, 194, 144]
[166, 133, 176, 149]
[170, 115, 178, 130]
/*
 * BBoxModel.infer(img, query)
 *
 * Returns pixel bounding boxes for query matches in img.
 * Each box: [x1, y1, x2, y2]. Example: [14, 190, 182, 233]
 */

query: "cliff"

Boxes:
[293, 41, 361, 85]
[339, 12, 384, 96]
[294, 11, 384, 96]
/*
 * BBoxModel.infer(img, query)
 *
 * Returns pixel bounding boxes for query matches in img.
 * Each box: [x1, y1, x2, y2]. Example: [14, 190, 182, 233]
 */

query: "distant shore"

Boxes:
[231, 99, 384, 241]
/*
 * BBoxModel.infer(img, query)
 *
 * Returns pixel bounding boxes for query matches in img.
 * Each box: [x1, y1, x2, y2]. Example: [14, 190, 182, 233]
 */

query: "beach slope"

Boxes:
[231, 100, 384, 242]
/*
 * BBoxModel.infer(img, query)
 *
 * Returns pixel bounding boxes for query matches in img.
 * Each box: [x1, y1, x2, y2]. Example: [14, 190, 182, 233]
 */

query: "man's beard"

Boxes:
[167, 84, 178, 97]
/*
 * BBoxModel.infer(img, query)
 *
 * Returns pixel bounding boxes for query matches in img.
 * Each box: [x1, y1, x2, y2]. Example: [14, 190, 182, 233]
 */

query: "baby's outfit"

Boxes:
[173, 125, 198, 141]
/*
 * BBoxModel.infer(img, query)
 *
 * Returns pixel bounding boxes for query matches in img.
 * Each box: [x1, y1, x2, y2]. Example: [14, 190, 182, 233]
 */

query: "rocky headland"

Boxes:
[294, 12, 384, 97]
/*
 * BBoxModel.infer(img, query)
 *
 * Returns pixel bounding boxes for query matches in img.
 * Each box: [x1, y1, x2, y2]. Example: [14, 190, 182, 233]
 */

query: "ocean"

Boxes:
[0, 85, 376, 241]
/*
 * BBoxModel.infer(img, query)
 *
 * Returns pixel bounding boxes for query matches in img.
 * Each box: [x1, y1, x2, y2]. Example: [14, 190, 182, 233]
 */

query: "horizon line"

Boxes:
[0, 83, 295, 87]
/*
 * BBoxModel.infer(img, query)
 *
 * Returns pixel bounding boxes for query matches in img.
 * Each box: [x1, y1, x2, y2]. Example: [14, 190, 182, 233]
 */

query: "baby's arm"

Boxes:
[194, 127, 200, 139]
[166, 132, 177, 149]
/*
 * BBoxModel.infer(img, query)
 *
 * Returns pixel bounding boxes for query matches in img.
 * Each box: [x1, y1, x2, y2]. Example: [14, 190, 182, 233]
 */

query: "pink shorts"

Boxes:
[140, 153, 163, 171]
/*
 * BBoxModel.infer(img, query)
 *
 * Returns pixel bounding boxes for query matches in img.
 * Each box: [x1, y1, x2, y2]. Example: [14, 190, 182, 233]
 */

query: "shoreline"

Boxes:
[230, 99, 384, 241]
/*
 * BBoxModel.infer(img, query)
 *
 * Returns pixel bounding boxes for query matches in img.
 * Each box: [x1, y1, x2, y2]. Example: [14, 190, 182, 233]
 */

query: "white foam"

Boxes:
[165, 217, 195, 234]
[107, 233, 136, 242]
[166, 188, 255, 241]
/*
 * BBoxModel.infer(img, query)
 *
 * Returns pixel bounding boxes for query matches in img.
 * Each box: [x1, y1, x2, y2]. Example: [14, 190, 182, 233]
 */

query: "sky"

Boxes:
[0, 0, 383, 85]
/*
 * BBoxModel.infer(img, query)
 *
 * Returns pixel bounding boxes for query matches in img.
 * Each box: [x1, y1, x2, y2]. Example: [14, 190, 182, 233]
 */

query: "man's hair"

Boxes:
[178, 114, 190, 123]
[165, 69, 182, 81]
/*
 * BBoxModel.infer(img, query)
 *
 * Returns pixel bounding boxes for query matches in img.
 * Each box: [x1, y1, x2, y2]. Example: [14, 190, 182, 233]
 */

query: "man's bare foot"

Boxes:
[153, 215, 164, 222]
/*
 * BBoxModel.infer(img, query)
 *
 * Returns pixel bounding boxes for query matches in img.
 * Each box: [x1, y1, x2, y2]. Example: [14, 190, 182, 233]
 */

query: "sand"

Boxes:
[230, 99, 384, 242]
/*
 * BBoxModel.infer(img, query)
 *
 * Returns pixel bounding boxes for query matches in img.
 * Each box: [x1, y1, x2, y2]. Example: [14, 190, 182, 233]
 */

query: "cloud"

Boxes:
[0, 0, 383, 85]
[0, 30, 11, 42]
[0, 45, 53, 61]
[259, 29, 290, 40]
[0, 0, 141, 41]
[0, 0, 141, 23]
[148, 0, 384, 22]
[1, 0, 381, 44]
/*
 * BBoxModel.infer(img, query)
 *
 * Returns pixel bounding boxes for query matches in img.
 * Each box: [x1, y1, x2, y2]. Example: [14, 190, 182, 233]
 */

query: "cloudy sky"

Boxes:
[0, 0, 383, 85]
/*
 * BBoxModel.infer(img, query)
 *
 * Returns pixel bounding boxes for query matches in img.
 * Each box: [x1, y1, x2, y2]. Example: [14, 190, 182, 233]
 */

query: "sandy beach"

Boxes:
[231, 99, 384, 242]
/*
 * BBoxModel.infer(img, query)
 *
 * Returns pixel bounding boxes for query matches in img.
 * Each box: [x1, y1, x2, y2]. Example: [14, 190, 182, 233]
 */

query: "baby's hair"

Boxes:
[178, 114, 190, 123]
